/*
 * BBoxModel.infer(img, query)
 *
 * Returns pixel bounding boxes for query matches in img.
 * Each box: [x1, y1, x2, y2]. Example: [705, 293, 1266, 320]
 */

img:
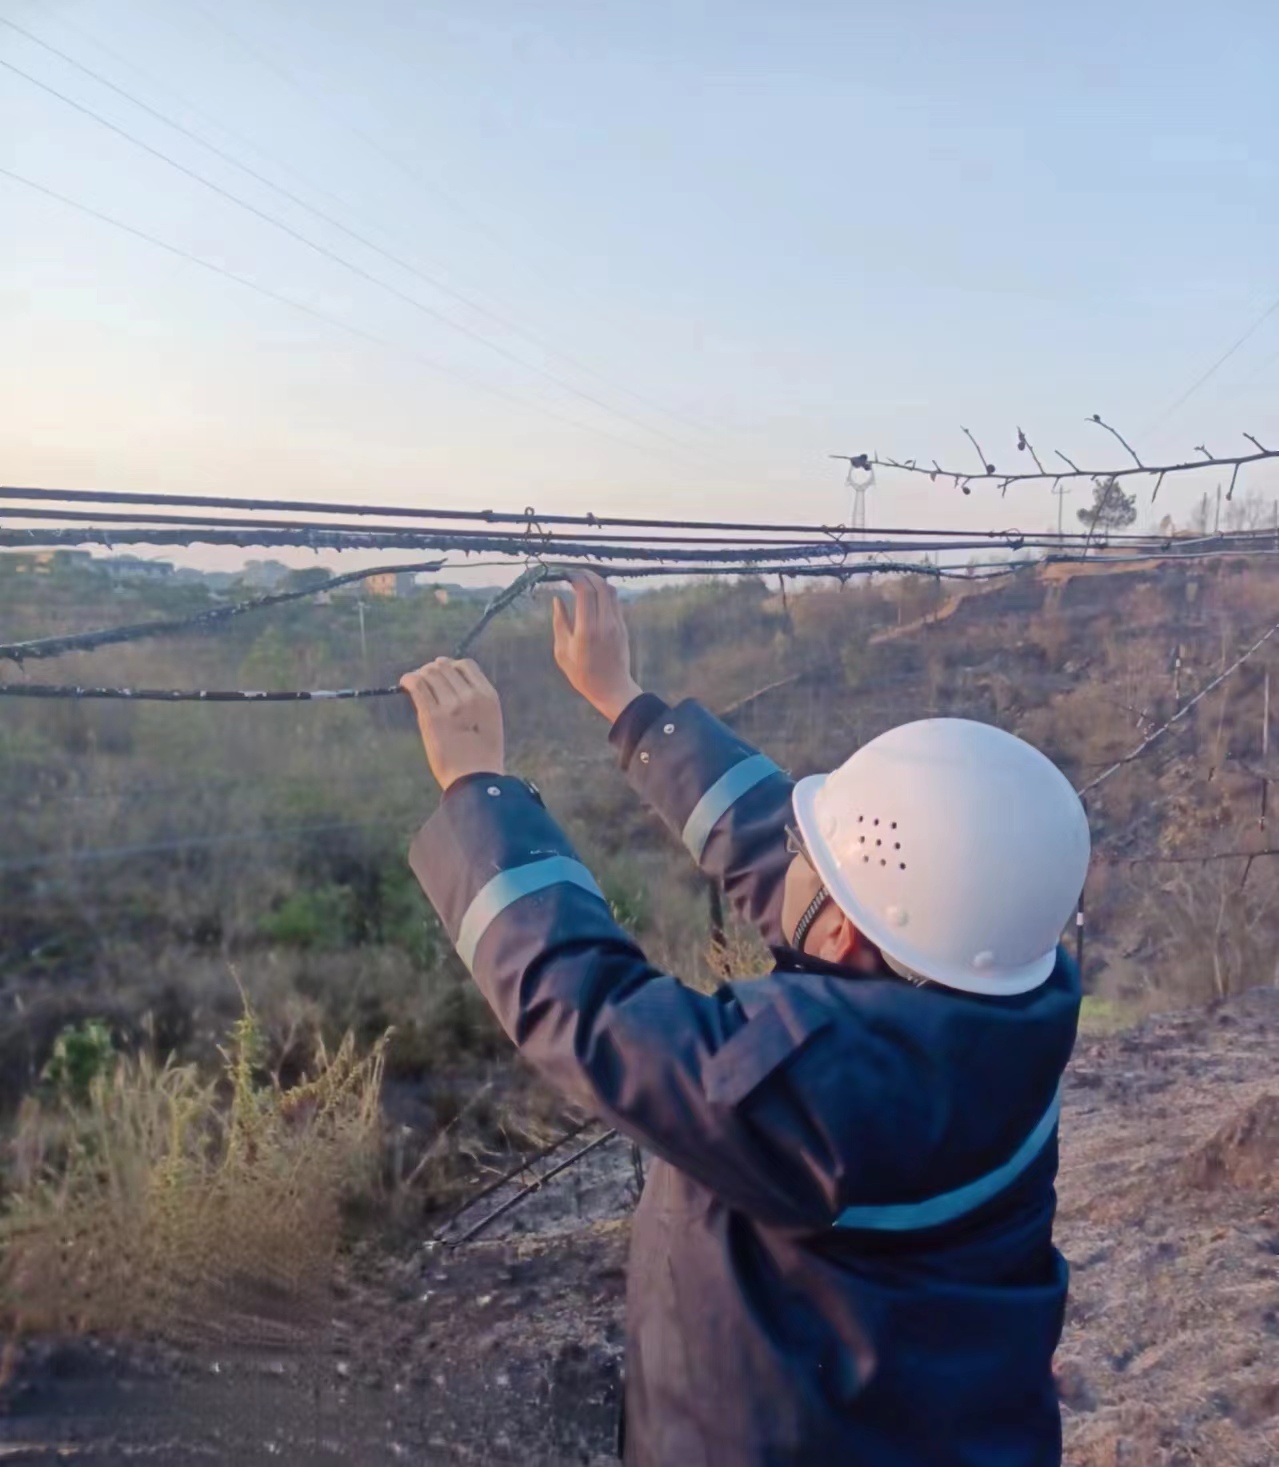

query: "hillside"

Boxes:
[1, 985, 1274, 1465]
[3, 552, 1279, 1462]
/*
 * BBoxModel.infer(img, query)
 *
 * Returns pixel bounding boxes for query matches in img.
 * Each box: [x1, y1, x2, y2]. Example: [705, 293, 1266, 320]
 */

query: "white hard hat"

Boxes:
[793, 718, 1090, 996]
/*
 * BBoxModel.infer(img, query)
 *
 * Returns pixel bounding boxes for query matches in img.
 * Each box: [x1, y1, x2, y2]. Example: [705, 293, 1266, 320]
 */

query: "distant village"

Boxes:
[0, 549, 497, 603]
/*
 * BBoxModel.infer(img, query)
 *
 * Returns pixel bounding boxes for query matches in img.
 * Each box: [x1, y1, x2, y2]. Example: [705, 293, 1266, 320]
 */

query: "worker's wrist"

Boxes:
[592, 678, 645, 725]
[441, 770, 544, 806]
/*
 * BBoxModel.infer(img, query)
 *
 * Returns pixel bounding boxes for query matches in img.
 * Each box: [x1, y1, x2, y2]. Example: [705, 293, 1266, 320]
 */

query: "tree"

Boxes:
[1077, 476, 1137, 532]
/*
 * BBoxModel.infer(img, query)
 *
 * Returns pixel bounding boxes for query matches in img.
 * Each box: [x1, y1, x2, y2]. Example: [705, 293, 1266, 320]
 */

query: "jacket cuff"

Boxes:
[441, 770, 507, 804]
[608, 692, 669, 772]
[408, 774, 603, 969]
[625, 699, 786, 863]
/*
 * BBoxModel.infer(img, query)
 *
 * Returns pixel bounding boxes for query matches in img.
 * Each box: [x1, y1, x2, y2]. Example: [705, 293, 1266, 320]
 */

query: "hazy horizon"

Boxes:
[4, 0, 1277, 573]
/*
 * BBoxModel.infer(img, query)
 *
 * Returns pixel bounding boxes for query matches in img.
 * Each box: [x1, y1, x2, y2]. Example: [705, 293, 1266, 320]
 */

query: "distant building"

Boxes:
[2, 549, 96, 575]
[99, 555, 175, 583]
[241, 560, 291, 591]
[365, 573, 398, 598]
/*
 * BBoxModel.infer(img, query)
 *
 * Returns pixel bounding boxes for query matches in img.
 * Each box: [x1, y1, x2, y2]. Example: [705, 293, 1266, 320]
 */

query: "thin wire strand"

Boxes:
[0, 56, 711, 466]
[1140, 295, 1279, 436]
[1077, 615, 1279, 796]
[0, 165, 654, 451]
[0, 13, 723, 455]
[0, 559, 445, 664]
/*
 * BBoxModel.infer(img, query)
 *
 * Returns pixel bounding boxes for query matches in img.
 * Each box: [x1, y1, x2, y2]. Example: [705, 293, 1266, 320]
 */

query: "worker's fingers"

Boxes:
[427, 659, 472, 707]
[399, 669, 440, 710]
[578, 570, 601, 634]
[421, 659, 463, 711]
[456, 659, 498, 701]
[551, 591, 573, 655]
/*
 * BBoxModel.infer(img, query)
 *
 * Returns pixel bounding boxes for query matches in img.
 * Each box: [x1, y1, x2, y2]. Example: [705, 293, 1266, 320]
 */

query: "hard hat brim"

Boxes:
[792, 774, 1057, 997]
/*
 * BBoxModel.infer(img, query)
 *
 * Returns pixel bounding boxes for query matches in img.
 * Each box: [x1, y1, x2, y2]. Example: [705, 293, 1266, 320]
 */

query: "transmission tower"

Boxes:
[829, 454, 875, 532]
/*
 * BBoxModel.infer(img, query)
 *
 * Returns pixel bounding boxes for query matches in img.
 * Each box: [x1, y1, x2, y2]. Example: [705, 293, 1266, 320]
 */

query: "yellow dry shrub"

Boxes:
[0, 996, 388, 1348]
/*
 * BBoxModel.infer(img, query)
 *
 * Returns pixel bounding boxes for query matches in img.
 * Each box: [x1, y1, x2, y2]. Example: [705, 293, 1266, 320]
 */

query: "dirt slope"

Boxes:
[2, 988, 1277, 1465]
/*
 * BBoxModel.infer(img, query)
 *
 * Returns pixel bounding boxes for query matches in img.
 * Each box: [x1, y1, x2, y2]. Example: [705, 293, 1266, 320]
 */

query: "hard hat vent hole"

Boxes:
[880, 859, 886, 867]
[890, 821, 898, 830]
[875, 839, 882, 847]
[873, 818, 880, 827]
[899, 863, 907, 871]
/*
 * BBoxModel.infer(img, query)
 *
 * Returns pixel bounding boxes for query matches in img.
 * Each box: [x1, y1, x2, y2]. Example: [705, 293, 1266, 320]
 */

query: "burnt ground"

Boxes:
[2, 988, 1278, 1465]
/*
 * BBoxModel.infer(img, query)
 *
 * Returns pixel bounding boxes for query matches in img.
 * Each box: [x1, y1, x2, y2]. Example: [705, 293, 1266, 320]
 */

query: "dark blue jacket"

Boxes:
[409, 696, 1080, 1467]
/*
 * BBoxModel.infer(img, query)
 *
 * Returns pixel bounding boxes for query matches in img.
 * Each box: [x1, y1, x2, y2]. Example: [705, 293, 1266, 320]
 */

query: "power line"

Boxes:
[1140, 292, 1279, 437]
[1096, 848, 1279, 868]
[6, 505, 1192, 561]
[0, 165, 659, 450]
[0, 558, 445, 664]
[1077, 612, 1279, 797]
[0, 57, 705, 466]
[0, 480, 1249, 542]
[183, 0, 713, 441]
[0, 14, 722, 459]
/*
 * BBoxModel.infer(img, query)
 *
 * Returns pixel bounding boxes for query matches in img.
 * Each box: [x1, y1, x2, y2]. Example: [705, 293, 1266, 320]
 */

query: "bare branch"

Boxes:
[1087, 414, 1144, 468]
[1244, 433, 1271, 454]
[1227, 461, 1242, 502]
[1151, 470, 1167, 502]
[1195, 444, 1213, 461]
[840, 443, 1277, 495]
[960, 426, 996, 475]
[1016, 427, 1047, 474]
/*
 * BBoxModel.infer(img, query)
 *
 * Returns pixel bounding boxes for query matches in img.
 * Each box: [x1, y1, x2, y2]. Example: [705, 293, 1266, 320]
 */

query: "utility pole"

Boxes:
[1051, 480, 1072, 537]
[1214, 483, 1222, 535]
[1262, 669, 1271, 830]
[356, 599, 368, 667]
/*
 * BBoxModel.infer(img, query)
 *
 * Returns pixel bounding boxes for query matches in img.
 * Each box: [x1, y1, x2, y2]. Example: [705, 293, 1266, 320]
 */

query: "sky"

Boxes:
[2, 0, 1278, 573]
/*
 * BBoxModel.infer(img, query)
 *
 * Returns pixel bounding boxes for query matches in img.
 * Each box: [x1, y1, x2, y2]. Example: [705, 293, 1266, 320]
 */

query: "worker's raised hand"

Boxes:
[551, 570, 643, 724]
[399, 658, 505, 791]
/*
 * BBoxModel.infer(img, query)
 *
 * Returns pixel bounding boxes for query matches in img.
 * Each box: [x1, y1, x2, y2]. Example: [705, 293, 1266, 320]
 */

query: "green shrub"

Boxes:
[41, 1019, 116, 1107]
[259, 884, 359, 949]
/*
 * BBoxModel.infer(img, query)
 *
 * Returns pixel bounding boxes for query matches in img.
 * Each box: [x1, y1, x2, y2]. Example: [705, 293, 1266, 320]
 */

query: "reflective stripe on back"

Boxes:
[833, 1086, 1062, 1233]
[682, 754, 781, 863]
[456, 856, 606, 971]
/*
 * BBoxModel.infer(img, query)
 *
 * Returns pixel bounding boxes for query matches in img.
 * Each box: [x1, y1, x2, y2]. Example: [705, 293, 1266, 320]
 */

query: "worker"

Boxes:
[400, 569, 1090, 1467]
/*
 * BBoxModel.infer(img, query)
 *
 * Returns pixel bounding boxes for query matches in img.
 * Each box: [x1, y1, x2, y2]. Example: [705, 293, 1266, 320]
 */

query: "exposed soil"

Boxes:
[3, 988, 1278, 1465]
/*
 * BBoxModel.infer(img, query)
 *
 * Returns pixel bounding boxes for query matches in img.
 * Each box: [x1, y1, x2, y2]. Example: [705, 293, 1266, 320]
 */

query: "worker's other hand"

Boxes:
[552, 570, 643, 724]
[399, 658, 505, 791]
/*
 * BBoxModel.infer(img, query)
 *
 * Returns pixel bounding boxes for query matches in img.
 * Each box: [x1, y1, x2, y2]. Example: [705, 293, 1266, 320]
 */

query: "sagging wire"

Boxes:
[0, 557, 1036, 690]
[1078, 613, 1279, 797]
[0, 559, 445, 665]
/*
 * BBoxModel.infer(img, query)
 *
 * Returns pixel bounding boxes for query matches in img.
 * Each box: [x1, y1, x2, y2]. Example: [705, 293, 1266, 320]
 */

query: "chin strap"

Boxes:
[790, 886, 831, 953]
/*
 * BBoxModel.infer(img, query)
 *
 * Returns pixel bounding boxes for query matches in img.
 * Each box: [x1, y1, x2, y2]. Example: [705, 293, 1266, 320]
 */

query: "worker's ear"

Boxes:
[815, 912, 882, 975]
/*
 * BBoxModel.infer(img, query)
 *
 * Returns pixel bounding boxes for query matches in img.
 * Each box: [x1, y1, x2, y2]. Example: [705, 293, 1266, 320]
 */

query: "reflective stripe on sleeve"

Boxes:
[456, 856, 607, 971]
[681, 754, 782, 863]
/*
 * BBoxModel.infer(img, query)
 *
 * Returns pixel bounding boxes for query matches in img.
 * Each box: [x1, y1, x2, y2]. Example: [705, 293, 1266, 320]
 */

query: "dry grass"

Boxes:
[0, 993, 389, 1350]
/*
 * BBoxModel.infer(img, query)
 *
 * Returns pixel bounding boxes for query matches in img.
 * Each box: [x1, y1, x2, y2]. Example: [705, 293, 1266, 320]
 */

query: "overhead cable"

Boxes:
[0, 56, 710, 465]
[0, 13, 720, 452]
